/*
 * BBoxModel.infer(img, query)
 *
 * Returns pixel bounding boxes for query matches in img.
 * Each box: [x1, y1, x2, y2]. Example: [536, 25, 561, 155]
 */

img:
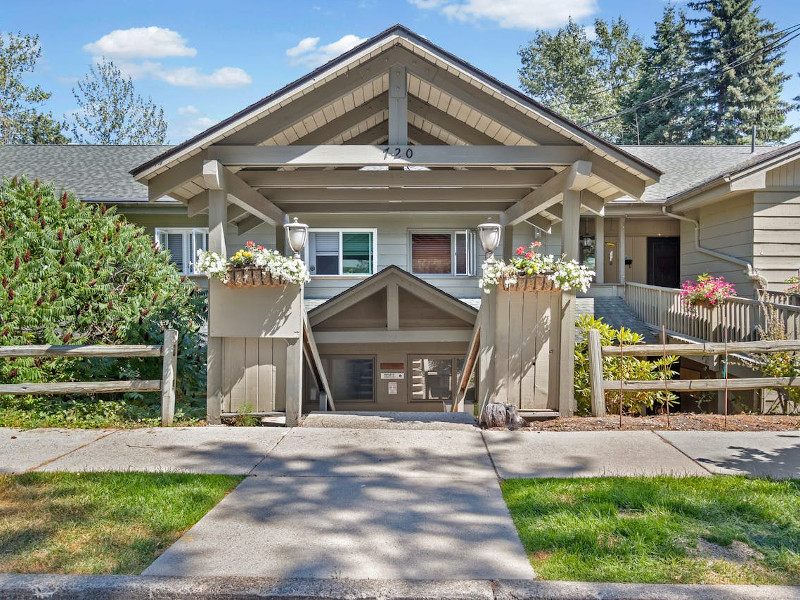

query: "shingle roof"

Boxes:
[616, 145, 776, 202]
[0, 145, 171, 201]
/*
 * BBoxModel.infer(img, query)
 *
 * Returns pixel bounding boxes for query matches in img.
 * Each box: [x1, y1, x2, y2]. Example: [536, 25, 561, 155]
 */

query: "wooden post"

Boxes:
[559, 291, 576, 416]
[275, 214, 289, 256]
[594, 215, 604, 284]
[477, 289, 497, 414]
[562, 189, 580, 262]
[160, 329, 178, 426]
[285, 337, 303, 426]
[207, 337, 222, 425]
[618, 216, 626, 285]
[388, 64, 408, 145]
[587, 328, 605, 417]
[208, 189, 227, 257]
[319, 391, 328, 412]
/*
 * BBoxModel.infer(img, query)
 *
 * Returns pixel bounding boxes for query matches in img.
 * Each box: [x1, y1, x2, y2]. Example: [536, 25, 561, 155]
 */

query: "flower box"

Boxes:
[224, 267, 286, 288]
[502, 272, 557, 292]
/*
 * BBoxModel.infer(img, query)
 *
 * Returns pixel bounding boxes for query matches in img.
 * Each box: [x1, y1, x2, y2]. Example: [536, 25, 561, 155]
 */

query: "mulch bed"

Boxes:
[518, 413, 800, 432]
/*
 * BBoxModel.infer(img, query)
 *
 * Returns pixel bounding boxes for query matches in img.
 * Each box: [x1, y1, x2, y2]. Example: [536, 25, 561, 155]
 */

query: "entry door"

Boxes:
[647, 237, 680, 288]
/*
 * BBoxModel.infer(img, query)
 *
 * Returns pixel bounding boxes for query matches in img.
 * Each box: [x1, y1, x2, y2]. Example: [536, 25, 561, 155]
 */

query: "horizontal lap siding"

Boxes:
[753, 189, 800, 291]
[680, 194, 754, 296]
[300, 213, 490, 300]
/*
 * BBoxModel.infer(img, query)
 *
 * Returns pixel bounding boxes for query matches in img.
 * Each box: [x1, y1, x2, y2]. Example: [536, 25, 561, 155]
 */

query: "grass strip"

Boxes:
[0, 471, 243, 574]
[502, 476, 800, 585]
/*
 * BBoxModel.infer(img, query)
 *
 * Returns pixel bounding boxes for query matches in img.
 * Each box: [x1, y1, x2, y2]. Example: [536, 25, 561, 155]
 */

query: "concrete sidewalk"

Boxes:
[3, 425, 800, 581]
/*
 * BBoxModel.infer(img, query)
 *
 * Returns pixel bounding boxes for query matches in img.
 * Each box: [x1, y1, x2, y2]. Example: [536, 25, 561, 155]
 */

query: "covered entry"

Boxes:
[308, 266, 477, 412]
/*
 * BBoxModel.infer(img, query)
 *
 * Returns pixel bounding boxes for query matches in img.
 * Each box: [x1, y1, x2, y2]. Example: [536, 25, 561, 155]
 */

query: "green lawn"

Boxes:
[502, 477, 800, 585]
[0, 472, 243, 574]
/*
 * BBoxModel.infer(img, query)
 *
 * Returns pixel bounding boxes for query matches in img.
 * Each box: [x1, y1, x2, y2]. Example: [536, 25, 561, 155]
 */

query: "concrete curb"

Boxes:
[0, 576, 798, 600]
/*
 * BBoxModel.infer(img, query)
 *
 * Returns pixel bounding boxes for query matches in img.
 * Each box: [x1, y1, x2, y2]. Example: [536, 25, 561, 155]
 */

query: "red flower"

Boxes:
[525, 251, 534, 259]
[246, 240, 255, 248]
[516, 246, 526, 256]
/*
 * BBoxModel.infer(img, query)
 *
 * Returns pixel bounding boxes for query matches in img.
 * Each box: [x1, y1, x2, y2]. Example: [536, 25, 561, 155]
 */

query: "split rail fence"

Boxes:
[0, 329, 178, 425]
[586, 330, 800, 417]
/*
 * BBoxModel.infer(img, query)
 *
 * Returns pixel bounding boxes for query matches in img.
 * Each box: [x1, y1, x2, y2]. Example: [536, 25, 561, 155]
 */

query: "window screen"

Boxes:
[156, 229, 208, 275]
[330, 357, 374, 401]
[310, 232, 339, 275]
[411, 233, 452, 274]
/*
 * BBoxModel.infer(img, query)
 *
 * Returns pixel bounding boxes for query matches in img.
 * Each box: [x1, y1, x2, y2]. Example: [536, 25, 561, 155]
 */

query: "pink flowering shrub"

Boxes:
[679, 273, 736, 312]
[785, 275, 800, 296]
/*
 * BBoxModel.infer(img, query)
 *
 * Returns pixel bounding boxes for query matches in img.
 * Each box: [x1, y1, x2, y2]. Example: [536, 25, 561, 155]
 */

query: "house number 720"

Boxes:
[382, 146, 413, 160]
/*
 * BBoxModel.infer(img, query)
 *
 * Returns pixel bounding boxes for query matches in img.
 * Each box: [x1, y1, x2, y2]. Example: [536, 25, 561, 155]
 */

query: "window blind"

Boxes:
[411, 233, 452, 274]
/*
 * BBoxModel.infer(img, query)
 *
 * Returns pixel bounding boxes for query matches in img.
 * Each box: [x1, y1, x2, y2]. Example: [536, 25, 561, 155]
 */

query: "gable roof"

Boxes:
[130, 24, 660, 185]
[617, 145, 776, 203]
[0, 145, 172, 202]
[308, 265, 477, 327]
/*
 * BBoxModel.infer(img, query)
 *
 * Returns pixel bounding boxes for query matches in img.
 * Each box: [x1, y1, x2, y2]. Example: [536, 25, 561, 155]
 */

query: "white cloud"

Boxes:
[170, 106, 218, 141]
[178, 105, 201, 116]
[83, 26, 196, 59]
[155, 66, 251, 87]
[286, 34, 367, 67]
[408, 0, 597, 30]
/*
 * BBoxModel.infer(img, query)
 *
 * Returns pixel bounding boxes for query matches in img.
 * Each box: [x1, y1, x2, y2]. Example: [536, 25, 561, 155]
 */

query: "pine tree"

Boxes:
[688, 0, 796, 144]
[518, 18, 643, 142]
[624, 6, 696, 144]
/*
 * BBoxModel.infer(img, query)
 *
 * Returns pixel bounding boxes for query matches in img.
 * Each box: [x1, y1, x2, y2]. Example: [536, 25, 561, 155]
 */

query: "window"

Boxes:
[410, 231, 475, 276]
[324, 357, 375, 402]
[409, 356, 475, 402]
[306, 229, 376, 276]
[155, 228, 208, 274]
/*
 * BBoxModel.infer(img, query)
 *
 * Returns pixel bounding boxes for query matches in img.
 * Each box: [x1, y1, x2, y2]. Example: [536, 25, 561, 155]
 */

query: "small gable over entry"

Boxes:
[309, 266, 476, 342]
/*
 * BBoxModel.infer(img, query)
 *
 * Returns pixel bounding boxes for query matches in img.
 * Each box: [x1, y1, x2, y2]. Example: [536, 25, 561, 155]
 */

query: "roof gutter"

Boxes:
[661, 206, 765, 290]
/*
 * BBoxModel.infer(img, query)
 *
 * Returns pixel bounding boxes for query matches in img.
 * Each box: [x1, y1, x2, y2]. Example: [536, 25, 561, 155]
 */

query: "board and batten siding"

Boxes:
[679, 194, 754, 297]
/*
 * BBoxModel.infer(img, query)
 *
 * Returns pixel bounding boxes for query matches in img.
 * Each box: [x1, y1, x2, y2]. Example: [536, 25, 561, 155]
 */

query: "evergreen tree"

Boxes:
[518, 18, 643, 142]
[0, 177, 206, 417]
[688, 0, 796, 144]
[0, 29, 69, 144]
[71, 58, 167, 144]
[624, 6, 696, 144]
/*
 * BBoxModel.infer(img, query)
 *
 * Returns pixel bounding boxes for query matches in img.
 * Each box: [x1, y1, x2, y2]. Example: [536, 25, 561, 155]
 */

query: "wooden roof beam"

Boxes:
[580, 191, 605, 215]
[186, 191, 250, 222]
[345, 121, 389, 145]
[238, 169, 552, 188]
[407, 124, 447, 146]
[289, 95, 389, 145]
[203, 160, 285, 226]
[208, 144, 587, 168]
[147, 154, 205, 202]
[525, 215, 554, 233]
[262, 187, 527, 202]
[407, 96, 500, 146]
[503, 160, 593, 226]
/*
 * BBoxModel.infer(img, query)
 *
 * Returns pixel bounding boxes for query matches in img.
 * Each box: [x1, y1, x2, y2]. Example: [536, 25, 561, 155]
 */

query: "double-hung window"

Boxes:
[155, 228, 208, 275]
[306, 229, 376, 276]
[410, 230, 475, 276]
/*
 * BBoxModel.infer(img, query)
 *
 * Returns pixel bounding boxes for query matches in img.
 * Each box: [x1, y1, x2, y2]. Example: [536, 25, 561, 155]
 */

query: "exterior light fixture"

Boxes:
[284, 217, 309, 259]
[477, 218, 502, 261]
[581, 234, 593, 248]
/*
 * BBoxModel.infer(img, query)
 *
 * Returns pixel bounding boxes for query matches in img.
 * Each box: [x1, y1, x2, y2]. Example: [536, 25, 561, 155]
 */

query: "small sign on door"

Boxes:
[388, 381, 398, 395]
[380, 372, 404, 380]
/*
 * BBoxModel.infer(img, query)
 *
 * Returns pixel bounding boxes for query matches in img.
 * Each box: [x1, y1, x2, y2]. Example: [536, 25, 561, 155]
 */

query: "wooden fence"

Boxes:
[0, 329, 178, 426]
[624, 282, 800, 343]
[586, 329, 800, 417]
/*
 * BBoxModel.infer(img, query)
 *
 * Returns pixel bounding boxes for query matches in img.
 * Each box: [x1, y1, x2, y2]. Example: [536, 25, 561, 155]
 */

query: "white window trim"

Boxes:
[305, 228, 378, 278]
[154, 227, 208, 275]
[408, 229, 476, 277]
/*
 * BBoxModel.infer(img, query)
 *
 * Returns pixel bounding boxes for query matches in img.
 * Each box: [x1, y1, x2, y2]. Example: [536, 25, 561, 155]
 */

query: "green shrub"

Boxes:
[574, 315, 678, 416]
[0, 176, 207, 425]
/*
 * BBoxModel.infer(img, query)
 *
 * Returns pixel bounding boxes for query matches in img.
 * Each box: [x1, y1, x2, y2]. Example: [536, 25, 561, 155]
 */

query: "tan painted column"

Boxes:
[388, 64, 408, 145]
[207, 188, 227, 425]
[558, 291, 576, 416]
[594, 215, 605, 284]
[561, 189, 580, 262]
[618, 216, 626, 285]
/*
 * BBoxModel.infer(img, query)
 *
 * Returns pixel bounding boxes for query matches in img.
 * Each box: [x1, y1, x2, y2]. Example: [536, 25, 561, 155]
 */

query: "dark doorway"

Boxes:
[647, 237, 680, 288]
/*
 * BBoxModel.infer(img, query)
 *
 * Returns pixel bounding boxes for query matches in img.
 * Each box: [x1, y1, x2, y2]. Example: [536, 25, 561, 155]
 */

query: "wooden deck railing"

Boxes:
[302, 312, 335, 412]
[624, 282, 800, 343]
[587, 330, 800, 415]
[453, 320, 481, 413]
[0, 330, 178, 425]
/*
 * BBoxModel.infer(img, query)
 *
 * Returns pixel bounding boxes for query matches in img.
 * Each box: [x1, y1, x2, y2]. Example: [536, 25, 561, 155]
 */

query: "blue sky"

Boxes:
[5, 0, 800, 143]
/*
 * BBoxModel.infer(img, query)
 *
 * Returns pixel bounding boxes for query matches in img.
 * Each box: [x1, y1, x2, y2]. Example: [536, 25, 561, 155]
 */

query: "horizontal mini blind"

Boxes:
[313, 232, 339, 254]
[164, 233, 185, 273]
[412, 233, 452, 274]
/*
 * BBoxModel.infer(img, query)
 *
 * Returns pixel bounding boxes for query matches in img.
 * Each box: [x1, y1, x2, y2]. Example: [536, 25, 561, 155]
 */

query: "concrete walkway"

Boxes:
[3, 425, 800, 580]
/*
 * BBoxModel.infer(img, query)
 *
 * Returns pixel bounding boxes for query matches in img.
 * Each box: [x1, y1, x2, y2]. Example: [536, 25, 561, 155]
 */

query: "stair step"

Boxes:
[518, 409, 559, 421]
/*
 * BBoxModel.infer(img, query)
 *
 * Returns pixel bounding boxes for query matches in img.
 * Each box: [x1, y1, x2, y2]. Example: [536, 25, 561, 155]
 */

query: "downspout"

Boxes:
[661, 206, 766, 290]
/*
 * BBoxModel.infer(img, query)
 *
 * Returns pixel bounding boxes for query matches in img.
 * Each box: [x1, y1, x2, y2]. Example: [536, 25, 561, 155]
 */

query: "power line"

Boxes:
[585, 24, 800, 126]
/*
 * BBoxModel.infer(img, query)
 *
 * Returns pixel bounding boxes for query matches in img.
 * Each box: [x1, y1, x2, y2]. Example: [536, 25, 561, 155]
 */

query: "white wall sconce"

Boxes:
[477, 218, 502, 261]
[284, 217, 309, 259]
